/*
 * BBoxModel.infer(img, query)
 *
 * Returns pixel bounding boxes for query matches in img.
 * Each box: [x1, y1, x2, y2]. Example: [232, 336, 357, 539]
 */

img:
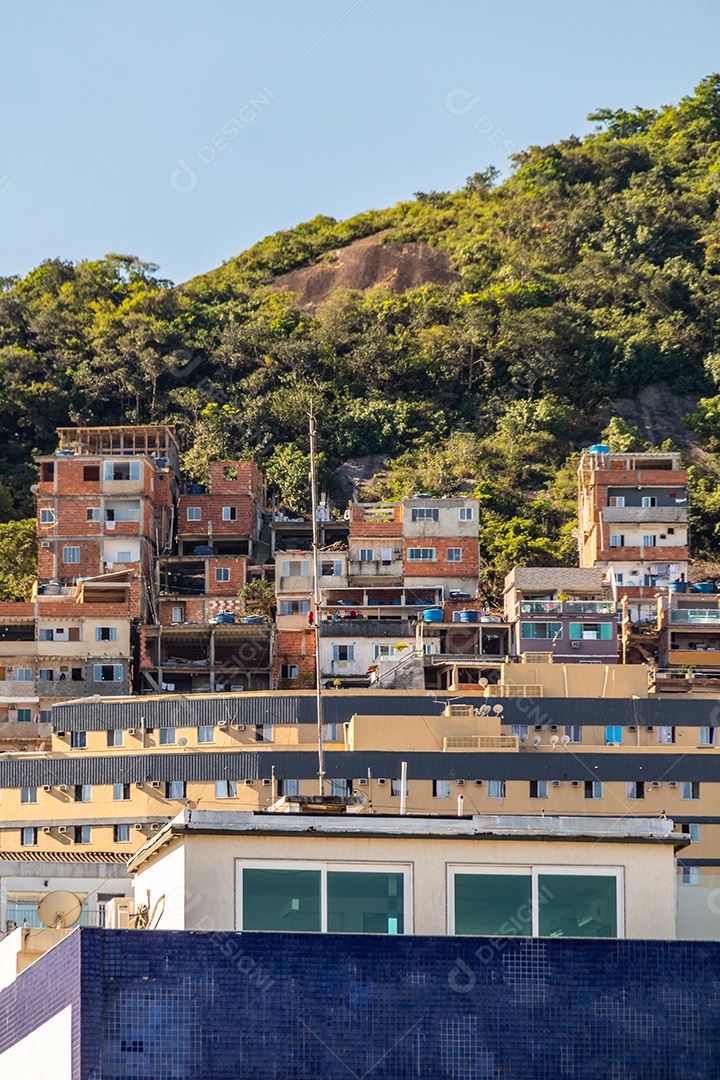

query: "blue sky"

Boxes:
[1, 0, 719, 285]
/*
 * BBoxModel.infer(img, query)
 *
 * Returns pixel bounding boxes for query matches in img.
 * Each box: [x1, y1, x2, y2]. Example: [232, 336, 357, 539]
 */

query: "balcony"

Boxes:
[602, 507, 687, 524]
[520, 601, 562, 615]
[443, 735, 519, 751]
[670, 610, 720, 624]
[564, 601, 616, 614]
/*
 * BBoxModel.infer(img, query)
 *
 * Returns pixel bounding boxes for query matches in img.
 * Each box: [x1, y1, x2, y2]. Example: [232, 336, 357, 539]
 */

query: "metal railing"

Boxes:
[519, 601, 562, 614]
[670, 610, 720, 624]
[565, 601, 616, 614]
[443, 735, 519, 751]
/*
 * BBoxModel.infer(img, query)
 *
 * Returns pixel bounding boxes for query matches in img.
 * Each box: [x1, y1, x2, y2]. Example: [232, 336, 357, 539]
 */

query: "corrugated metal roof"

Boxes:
[1, 749, 719, 786]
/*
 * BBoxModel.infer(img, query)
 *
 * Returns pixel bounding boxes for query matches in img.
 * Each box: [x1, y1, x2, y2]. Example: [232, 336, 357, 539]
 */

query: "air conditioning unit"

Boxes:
[534, 725, 543, 731]
[570, 781, 580, 788]
[230, 685, 244, 692]
[59, 784, 69, 792]
[56, 732, 66, 738]
[628, 726, 637, 732]
[668, 781, 678, 788]
[237, 724, 245, 731]
[550, 725, 559, 732]
[645, 726, 654, 733]
[261, 778, 271, 786]
[474, 779, 484, 786]
[571, 641, 581, 648]
[128, 728, 137, 735]
[357, 778, 368, 786]
[41, 541, 51, 549]
[42, 784, 51, 792]
[377, 778, 387, 785]
[651, 781, 661, 788]
[135, 781, 144, 788]
[134, 823, 144, 830]
[218, 720, 228, 728]
[105, 897, 135, 930]
[551, 780, 562, 787]
[58, 825, 67, 834]
[456, 779, 465, 787]
[244, 779, 254, 786]
[151, 823, 161, 831]
[151, 781, 161, 788]
[42, 826, 51, 834]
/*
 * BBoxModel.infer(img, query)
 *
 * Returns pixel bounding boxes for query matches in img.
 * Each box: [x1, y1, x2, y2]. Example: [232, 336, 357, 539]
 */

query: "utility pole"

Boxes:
[309, 412, 325, 795]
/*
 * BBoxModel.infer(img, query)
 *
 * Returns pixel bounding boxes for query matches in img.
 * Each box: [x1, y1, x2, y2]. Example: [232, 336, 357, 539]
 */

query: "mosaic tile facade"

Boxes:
[1, 928, 719, 1078]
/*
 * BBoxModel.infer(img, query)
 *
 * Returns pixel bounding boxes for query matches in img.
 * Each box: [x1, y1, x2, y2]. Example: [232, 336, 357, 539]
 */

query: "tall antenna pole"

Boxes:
[309, 411, 325, 795]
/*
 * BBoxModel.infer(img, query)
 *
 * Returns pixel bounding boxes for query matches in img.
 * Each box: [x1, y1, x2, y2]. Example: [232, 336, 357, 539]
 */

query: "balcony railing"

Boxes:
[670, 610, 720, 624]
[519, 601, 562, 615]
[564, 601, 616, 614]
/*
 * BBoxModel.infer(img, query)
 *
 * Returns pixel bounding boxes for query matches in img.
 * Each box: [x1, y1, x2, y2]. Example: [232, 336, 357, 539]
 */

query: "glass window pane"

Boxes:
[242, 868, 321, 932]
[327, 871, 404, 934]
[538, 874, 617, 938]
[454, 873, 532, 936]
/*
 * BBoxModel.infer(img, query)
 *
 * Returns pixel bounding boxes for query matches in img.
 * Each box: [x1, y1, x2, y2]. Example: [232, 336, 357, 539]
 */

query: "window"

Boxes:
[281, 664, 299, 680]
[564, 726, 582, 743]
[411, 507, 439, 522]
[115, 551, 133, 563]
[114, 783, 130, 801]
[166, 780, 186, 799]
[372, 644, 396, 660]
[605, 726, 623, 745]
[40, 710, 52, 723]
[86, 507, 100, 522]
[82, 465, 99, 482]
[458, 507, 474, 522]
[359, 548, 375, 562]
[681, 866, 701, 885]
[94, 664, 123, 682]
[320, 560, 343, 577]
[447, 548, 462, 562]
[74, 784, 92, 802]
[585, 780, 603, 799]
[255, 724, 273, 743]
[63, 546, 80, 564]
[642, 534, 657, 547]
[381, 548, 393, 564]
[279, 600, 311, 616]
[699, 727, 718, 745]
[95, 626, 117, 642]
[332, 644, 355, 662]
[38, 668, 53, 683]
[614, 573, 624, 585]
[281, 779, 300, 797]
[682, 782, 700, 800]
[330, 779, 350, 796]
[608, 496, 625, 507]
[21, 786, 37, 804]
[627, 782, 645, 800]
[216, 780, 238, 799]
[451, 869, 619, 938]
[16, 668, 33, 681]
[391, 778, 409, 798]
[198, 725, 214, 744]
[610, 534, 624, 548]
[114, 824, 131, 843]
[689, 823, 701, 842]
[40, 508, 53, 524]
[433, 780, 451, 798]
[322, 723, 338, 742]
[520, 622, 562, 640]
[487, 780, 505, 799]
[21, 827, 37, 847]
[641, 496, 657, 508]
[239, 865, 406, 934]
[224, 465, 238, 481]
[215, 567, 230, 583]
[103, 461, 140, 481]
[171, 605, 185, 623]
[16, 708, 32, 723]
[281, 559, 310, 577]
[74, 825, 92, 845]
[510, 725, 528, 739]
[187, 506, 201, 521]
[407, 548, 436, 562]
[221, 506, 237, 521]
[159, 727, 176, 745]
[38, 628, 53, 641]
[530, 780, 548, 799]
[71, 731, 87, 749]
[569, 622, 613, 640]
[657, 726, 675, 744]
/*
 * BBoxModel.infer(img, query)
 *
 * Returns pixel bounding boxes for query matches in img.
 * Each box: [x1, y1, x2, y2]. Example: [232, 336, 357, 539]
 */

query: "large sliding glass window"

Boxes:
[238, 863, 409, 934]
[450, 867, 621, 938]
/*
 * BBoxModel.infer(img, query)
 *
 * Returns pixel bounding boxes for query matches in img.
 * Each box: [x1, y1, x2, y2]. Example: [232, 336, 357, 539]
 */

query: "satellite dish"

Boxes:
[30, 483, 39, 495]
[533, 735, 542, 745]
[478, 704, 491, 715]
[492, 704, 504, 715]
[549, 735, 559, 745]
[178, 737, 187, 746]
[520, 734, 529, 743]
[479, 678, 489, 687]
[560, 734, 570, 745]
[37, 889, 83, 929]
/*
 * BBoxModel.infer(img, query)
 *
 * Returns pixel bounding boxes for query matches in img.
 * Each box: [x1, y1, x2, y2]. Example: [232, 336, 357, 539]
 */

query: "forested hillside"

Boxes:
[4, 75, 720, 597]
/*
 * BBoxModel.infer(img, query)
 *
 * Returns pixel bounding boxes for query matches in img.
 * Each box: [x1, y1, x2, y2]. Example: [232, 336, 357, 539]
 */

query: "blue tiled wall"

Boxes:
[3, 928, 720, 1078]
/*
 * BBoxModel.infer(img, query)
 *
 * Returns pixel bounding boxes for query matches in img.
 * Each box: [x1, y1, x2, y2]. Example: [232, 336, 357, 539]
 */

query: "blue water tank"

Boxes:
[194, 545, 213, 556]
[588, 444, 610, 455]
[692, 582, 714, 593]
[668, 581, 687, 593]
[423, 608, 443, 623]
[458, 609, 479, 623]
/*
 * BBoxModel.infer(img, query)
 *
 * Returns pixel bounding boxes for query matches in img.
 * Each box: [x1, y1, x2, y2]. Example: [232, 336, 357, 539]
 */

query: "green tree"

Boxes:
[0, 519, 37, 600]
